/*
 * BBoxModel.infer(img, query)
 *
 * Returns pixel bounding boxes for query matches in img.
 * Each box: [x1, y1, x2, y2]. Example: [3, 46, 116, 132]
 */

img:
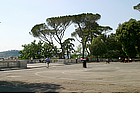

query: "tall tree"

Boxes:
[31, 16, 72, 59]
[71, 13, 112, 58]
[46, 16, 72, 58]
[30, 23, 53, 45]
[31, 13, 112, 59]
[103, 34, 124, 58]
[89, 35, 107, 61]
[116, 19, 140, 58]
[71, 13, 101, 58]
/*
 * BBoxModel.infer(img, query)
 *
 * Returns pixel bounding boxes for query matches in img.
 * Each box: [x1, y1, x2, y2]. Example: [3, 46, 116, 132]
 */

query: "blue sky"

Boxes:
[0, 0, 139, 52]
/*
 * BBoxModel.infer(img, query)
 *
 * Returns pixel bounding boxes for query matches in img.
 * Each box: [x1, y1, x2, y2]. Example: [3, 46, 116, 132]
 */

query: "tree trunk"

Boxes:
[82, 42, 86, 59]
[60, 43, 65, 59]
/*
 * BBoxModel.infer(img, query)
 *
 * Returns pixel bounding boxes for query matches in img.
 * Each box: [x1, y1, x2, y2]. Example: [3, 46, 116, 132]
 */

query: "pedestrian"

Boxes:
[76, 58, 78, 63]
[106, 58, 110, 64]
[46, 57, 50, 68]
[86, 57, 89, 62]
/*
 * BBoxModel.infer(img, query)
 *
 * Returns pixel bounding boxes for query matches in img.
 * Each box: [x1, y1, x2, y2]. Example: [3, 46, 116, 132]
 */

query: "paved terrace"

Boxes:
[0, 62, 140, 93]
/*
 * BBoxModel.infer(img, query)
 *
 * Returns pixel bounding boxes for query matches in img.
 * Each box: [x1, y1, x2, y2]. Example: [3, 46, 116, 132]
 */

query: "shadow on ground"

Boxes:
[0, 81, 62, 93]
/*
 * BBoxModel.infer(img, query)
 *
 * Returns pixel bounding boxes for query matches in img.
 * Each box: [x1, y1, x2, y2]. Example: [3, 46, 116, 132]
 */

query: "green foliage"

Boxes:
[89, 34, 124, 60]
[62, 38, 75, 59]
[47, 16, 73, 58]
[90, 35, 107, 58]
[19, 40, 58, 59]
[20, 40, 42, 59]
[30, 24, 53, 45]
[116, 19, 140, 58]
[71, 13, 112, 58]
[71, 44, 83, 59]
[71, 13, 101, 58]
[30, 13, 128, 60]
[134, 3, 140, 12]
[105, 34, 124, 58]
[31, 13, 112, 59]
[31, 16, 72, 59]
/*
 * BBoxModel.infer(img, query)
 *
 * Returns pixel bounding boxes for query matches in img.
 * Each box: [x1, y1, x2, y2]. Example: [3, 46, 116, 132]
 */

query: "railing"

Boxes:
[27, 58, 122, 64]
[27, 59, 81, 64]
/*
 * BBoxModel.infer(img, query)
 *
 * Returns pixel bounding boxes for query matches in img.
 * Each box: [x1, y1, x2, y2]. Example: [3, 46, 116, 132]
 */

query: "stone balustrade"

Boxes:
[0, 60, 27, 69]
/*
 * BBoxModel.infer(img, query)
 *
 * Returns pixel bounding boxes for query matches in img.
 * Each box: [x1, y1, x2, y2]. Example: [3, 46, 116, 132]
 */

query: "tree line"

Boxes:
[20, 4, 140, 61]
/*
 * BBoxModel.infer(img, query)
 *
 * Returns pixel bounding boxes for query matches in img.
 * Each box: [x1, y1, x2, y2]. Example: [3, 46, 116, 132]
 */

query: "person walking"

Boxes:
[45, 57, 50, 68]
[106, 58, 110, 64]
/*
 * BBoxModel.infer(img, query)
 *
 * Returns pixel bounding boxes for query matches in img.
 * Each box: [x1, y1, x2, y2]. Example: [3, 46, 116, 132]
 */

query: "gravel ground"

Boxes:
[0, 62, 140, 93]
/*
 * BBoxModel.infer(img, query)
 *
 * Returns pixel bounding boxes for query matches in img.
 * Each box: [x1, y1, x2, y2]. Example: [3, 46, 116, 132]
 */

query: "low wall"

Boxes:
[51, 59, 81, 64]
[27, 59, 81, 64]
[0, 60, 27, 69]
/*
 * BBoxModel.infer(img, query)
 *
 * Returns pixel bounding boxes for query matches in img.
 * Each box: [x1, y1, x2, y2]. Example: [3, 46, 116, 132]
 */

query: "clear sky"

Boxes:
[0, 0, 139, 52]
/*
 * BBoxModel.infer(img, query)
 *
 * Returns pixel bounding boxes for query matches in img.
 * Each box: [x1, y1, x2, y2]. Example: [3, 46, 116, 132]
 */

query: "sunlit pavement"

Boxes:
[0, 62, 140, 93]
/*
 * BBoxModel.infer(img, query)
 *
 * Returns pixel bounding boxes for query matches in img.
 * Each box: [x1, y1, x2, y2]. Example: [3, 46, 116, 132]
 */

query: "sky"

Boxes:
[0, 0, 139, 52]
